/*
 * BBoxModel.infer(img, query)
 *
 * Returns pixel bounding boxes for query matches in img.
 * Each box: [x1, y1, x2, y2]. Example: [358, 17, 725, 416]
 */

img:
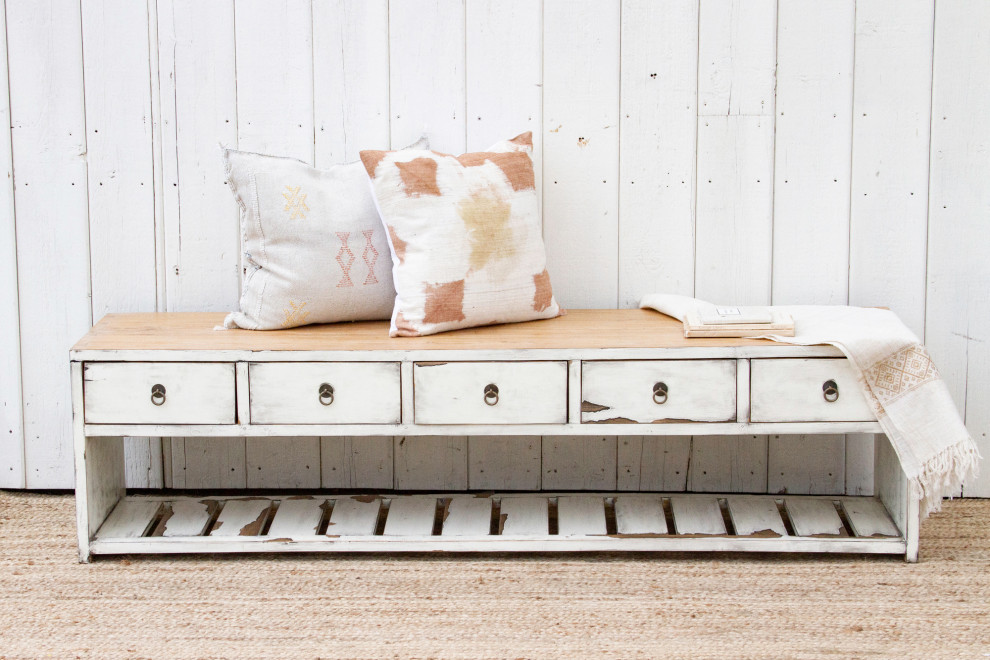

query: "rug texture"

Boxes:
[0, 491, 987, 659]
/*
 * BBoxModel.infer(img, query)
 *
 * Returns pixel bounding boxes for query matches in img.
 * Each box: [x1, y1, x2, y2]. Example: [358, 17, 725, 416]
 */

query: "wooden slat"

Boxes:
[726, 496, 787, 537]
[266, 497, 325, 538]
[614, 496, 667, 535]
[842, 498, 900, 538]
[326, 496, 381, 537]
[383, 497, 437, 537]
[785, 498, 844, 537]
[670, 497, 726, 535]
[441, 497, 492, 537]
[542, 437, 617, 491]
[320, 436, 394, 490]
[96, 500, 161, 539]
[159, 500, 214, 537]
[499, 496, 549, 536]
[209, 499, 272, 537]
[556, 496, 607, 536]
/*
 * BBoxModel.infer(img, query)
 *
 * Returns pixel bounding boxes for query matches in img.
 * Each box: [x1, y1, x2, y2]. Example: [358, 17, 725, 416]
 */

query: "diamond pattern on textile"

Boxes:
[864, 344, 939, 406]
[335, 231, 355, 288]
[361, 229, 379, 285]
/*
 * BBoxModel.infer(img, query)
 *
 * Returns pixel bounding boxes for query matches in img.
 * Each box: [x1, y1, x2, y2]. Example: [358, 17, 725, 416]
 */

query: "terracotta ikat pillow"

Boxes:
[221, 137, 428, 330]
[360, 132, 561, 337]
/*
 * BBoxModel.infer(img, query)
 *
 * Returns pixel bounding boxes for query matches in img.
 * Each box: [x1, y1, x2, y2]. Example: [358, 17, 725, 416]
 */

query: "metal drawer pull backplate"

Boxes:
[823, 379, 839, 403]
[483, 383, 499, 406]
[150, 384, 166, 406]
[318, 382, 335, 406]
[652, 381, 668, 405]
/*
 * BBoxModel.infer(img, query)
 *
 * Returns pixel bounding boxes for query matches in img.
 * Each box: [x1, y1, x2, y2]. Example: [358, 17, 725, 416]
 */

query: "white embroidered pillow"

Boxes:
[221, 137, 427, 330]
[360, 132, 561, 337]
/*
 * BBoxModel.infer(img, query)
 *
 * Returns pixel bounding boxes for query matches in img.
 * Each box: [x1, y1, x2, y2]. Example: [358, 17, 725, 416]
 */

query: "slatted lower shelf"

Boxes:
[89, 493, 906, 556]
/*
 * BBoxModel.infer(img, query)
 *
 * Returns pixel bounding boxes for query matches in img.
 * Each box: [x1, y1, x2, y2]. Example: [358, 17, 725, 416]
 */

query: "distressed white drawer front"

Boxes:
[581, 360, 736, 423]
[750, 358, 875, 422]
[414, 361, 567, 425]
[84, 362, 235, 424]
[249, 362, 400, 424]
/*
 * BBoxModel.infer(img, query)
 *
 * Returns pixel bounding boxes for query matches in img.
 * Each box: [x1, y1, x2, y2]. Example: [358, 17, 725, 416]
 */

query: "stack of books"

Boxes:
[683, 306, 795, 338]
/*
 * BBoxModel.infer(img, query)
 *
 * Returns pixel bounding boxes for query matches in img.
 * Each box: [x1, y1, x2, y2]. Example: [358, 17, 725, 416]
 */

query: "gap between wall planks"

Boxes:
[1, 0, 987, 496]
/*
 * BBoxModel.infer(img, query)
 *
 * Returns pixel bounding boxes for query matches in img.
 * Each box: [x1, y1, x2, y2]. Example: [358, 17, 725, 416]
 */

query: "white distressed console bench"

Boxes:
[71, 310, 919, 562]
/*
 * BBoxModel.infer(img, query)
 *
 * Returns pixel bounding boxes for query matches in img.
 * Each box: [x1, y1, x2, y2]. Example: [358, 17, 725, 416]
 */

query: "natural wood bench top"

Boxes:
[72, 309, 777, 352]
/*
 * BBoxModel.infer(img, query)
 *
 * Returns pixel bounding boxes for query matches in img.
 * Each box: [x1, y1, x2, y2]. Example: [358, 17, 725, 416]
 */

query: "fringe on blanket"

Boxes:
[915, 439, 982, 516]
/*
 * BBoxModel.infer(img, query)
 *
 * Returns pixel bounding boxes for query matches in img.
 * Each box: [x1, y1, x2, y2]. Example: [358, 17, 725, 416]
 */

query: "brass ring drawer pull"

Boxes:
[652, 381, 668, 405]
[823, 379, 839, 403]
[483, 383, 499, 406]
[150, 384, 166, 406]
[318, 382, 335, 406]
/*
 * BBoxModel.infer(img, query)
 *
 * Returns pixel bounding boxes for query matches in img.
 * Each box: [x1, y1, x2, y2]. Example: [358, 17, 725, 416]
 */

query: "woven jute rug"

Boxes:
[0, 491, 986, 659]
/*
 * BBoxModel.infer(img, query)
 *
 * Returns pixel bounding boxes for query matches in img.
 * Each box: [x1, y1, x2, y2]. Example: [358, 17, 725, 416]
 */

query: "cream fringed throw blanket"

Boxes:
[640, 294, 981, 516]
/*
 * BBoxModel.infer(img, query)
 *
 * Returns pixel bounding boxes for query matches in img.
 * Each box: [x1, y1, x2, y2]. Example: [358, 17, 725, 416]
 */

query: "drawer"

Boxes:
[581, 360, 737, 423]
[750, 358, 875, 422]
[414, 361, 567, 425]
[249, 362, 400, 424]
[83, 362, 235, 424]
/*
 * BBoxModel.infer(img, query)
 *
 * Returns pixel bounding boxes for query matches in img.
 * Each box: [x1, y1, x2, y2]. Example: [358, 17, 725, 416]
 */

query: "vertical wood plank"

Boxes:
[156, 0, 240, 488]
[926, 0, 990, 497]
[0, 0, 24, 488]
[394, 436, 468, 491]
[694, 0, 776, 305]
[542, 436, 616, 491]
[468, 436, 540, 490]
[235, 0, 314, 162]
[767, 434, 845, 495]
[245, 438, 320, 489]
[7, 0, 92, 487]
[689, 436, 766, 493]
[617, 0, 699, 306]
[81, 0, 162, 489]
[693, 1, 776, 493]
[848, 0, 934, 337]
[845, 433, 875, 496]
[542, 0, 620, 309]
[313, 0, 390, 164]
[465, 0, 542, 196]
[321, 436, 393, 490]
[617, 436, 690, 491]
[234, 0, 319, 485]
[771, 0, 854, 305]
[169, 438, 245, 489]
[388, 0, 466, 152]
[779, 0, 860, 503]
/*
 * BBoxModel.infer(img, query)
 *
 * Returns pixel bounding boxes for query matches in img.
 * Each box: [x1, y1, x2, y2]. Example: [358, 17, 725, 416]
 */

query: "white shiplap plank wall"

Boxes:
[691, 0, 776, 494]
[312, 0, 395, 487]
[7, 0, 92, 487]
[1, 1, 986, 496]
[768, 0, 854, 495]
[926, 0, 990, 496]
[157, 0, 243, 488]
[235, 0, 321, 490]
[541, 0, 621, 488]
[80, 0, 163, 488]
[0, 0, 24, 488]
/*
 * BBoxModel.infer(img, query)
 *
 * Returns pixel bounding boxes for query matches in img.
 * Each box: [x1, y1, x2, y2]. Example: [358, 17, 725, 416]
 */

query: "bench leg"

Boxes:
[874, 433, 920, 562]
[72, 362, 125, 562]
